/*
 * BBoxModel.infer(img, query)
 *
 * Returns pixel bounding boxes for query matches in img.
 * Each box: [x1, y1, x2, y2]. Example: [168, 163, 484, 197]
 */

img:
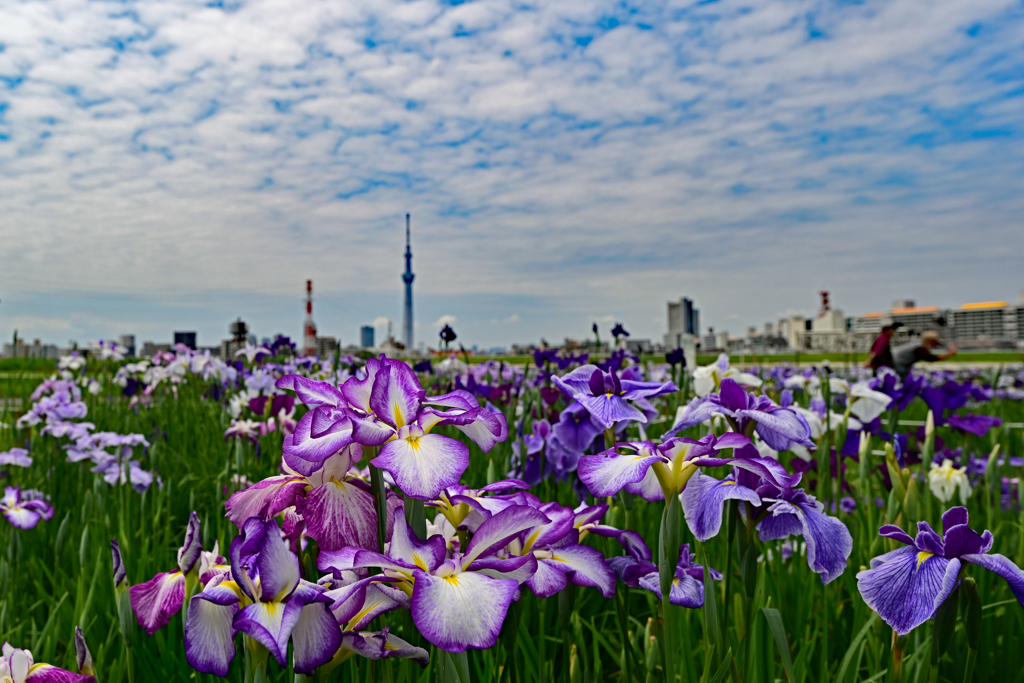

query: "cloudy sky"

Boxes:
[1, 0, 1022, 350]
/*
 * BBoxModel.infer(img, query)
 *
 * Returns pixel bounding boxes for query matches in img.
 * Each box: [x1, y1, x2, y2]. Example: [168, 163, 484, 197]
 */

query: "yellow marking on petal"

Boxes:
[406, 436, 421, 450]
[523, 529, 541, 553]
[720, 480, 737, 486]
[413, 553, 428, 571]
[916, 551, 933, 570]
[444, 575, 460, 585]
[394, 402, 405, 429]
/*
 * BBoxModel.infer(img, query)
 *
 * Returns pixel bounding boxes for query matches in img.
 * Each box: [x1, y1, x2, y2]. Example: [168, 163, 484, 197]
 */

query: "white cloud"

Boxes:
[433, 314, 457, 328]
[503, 313, 521, 324]
[0, 0, 1020, 346]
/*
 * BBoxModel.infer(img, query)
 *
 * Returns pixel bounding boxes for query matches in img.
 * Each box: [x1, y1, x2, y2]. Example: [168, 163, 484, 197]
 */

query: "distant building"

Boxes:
[360, 326, 375, 349]
[174, 332, 197, 350]
[316, 336, 338, 358]
[142, 342, 172, 356]
[664, 298, 699, 350]
[119, 335, 136, 357]
[2, 339, 58, 359]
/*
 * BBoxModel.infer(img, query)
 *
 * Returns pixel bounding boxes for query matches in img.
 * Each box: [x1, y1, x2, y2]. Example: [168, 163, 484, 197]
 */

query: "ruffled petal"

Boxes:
[224, 476, 307, 526]
[578, 451, 663, 498]
[526, 559, 569, 597]
[24, 664, 94, 683]
[289, 585, 344, 674]
[546, 544, 615, 598]
[184, 580, 241, 676]
[129, 571, 185, 636]
[256, 520, 301, 602]
[962, 553, 1024, 607]
[297, 479, 378, 552]
[857, 547, 954, 635]
[411, 570, 518, 652]
[372, 434, 469, 500]
[369, 363, 425, 430]
[681, 472, 760, 542]
[234, 599, 304, 666]
[576, 394, 646, 430]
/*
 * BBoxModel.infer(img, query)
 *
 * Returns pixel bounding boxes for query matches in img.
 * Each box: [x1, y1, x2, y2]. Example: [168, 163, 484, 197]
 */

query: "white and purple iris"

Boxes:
[1, 487, 54, 530]
[552, 365, 676, 430]
[857, 507, 1024, 635]
[609, 544, 721, 608]
[0, 642, 93, 683]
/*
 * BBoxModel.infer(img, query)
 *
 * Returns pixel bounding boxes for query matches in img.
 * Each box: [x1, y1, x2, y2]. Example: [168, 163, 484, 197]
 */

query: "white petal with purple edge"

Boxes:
[129, 571, 185, 635]
[256, 520, 301, 602]
[547, 545, 615, 598]
[411, 570, 518, 652]
[184, 582, 241, 676]
[372, 434, 469, 500]
[527, 559, 569, 597]
[578, 452, 663, 498]
[234, 600, 303, 666]
[463, 505, 550, 563]
[224, 476, 307, 526]
[290, 588, 343, 674]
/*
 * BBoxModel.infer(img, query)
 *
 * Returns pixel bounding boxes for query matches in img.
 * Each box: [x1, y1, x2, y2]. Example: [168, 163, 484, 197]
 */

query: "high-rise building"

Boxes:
[174, 332, 196, 350]
[360, 326, 375, 348]
[402, 214, 415, 351]
[119, 334, 136, 357]
[664, 297, 699, 350]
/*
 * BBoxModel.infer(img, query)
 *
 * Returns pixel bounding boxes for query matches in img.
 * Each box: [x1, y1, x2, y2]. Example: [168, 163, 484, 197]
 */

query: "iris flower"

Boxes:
[692, 353, 762, 398]
[0, 449, 32, 468]
[130, 513, 228, 636]
[928, 459, 971, 504]
[578, 432, 779, 501]
[551, 365, 676, 430]
[1, 487, 54, 530]
[608, 544, 720, 608]
[319, 504, 546, 652]
[857, 507, 1024, 635]
[339, 358, 508, 499]
[184, 518, 342, 675]
[0, 643, 93, 683]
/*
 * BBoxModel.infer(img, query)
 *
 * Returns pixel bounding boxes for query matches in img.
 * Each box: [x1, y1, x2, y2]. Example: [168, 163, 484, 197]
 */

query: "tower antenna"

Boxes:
[402, 213, 415, 352]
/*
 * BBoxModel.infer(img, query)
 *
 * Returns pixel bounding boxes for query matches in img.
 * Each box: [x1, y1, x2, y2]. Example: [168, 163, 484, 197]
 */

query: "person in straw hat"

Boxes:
[892, 330, 957, 380]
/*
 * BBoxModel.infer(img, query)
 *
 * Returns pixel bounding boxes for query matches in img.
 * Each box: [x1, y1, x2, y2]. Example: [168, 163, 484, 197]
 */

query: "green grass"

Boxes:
[1, 368, 1023, 682]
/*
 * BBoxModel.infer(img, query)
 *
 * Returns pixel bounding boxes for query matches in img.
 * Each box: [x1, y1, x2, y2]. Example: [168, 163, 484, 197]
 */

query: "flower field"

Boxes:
[1, 345, 1022, 683]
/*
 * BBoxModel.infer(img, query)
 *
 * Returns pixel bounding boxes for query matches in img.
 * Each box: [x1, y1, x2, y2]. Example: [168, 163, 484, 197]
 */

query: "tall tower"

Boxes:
[303, 280, 317, 356]
[402, 213, 415, 351]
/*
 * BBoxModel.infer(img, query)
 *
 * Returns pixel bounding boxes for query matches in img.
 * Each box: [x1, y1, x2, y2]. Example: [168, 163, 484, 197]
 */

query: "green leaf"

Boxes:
[708, 647, 733, 683]
[762, 607, 796, 683]
[833, 614, 877, 683]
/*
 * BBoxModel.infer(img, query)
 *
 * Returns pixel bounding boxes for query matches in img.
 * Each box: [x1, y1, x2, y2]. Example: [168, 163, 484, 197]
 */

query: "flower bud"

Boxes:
[75, 626, 96, 676]
[110, 539, 133, 648]
[959, 576, 982, 650]
[932, 586, 958, 664]
[177, 512, 202, 576]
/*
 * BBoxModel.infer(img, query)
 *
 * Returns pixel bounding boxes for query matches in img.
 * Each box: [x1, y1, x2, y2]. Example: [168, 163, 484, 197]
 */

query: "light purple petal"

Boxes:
[372, 433, 469, 500]
[370, 363, 425, 430]
[289, 584, 344, 674]
[527, 559, 570, 597]
[681, 472, 761, 542]
[962, 553, 1024, 607]
[292, 377, 346, 408]
[389, 509, 447, 572]
[411, 570, 518, 652]
[452, 409, 508, 453]
[23, 665, 94, 683]
[297, 480, 378, 552]
[794, 499, 853, 584]
[857, 547, 953, 635]
[256, 520, 301, 602]
[184, 581, 241, 676]
[623, 467, 666, 502]
[465, 554, 539, 584]
[178, 511, 203, 574]
[234, 599, 304, 666]
[130, 571, 185, 636]
[576, 394, 647, 429]
[578, 451, 663, 498]
[0, 448, 32, 468]
[224, 476, 307, 526]
[546, 544, 615, 598]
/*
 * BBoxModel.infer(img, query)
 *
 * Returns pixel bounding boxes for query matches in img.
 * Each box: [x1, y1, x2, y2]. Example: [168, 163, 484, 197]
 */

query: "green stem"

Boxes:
[963, 649, 977, 683]
[125, 643, 135, 683]
[559, 584, 575, 683]
[366, 448, 386, 552]
[404, 493, 427, 540]
[659, 496, 682, 683]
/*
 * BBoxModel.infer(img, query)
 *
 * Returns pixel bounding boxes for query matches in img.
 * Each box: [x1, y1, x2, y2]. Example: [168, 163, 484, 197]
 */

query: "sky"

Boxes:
[1, 0, 1023, 351]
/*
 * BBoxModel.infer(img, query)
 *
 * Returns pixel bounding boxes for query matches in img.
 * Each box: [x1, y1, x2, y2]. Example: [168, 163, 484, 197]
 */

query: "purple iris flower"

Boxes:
[947, 413, 1002, 438]
[321, 504, 545, 652]
[552, 365, 676, 430]
[552, 402, 602, 454]
[0, 642, 94, 683]
[0, 448, 32, 468]
[609, 544, 721, 608]
[857, 507, 1024, 635]
[185, 518, 342, 675]
[1, 487, 54, 530]
[510, 420, 550, 486]
[578, 432, 783, 502]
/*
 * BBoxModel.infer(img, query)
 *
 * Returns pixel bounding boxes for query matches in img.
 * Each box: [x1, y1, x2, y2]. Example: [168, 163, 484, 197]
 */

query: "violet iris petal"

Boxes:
[681, 471, 761, 542]
[857, 506, 1024, 635]
[757, 488, 852, 584]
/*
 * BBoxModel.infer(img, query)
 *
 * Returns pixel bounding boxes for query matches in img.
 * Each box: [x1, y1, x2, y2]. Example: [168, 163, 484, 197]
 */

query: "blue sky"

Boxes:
[1, 0, 1022, 350]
